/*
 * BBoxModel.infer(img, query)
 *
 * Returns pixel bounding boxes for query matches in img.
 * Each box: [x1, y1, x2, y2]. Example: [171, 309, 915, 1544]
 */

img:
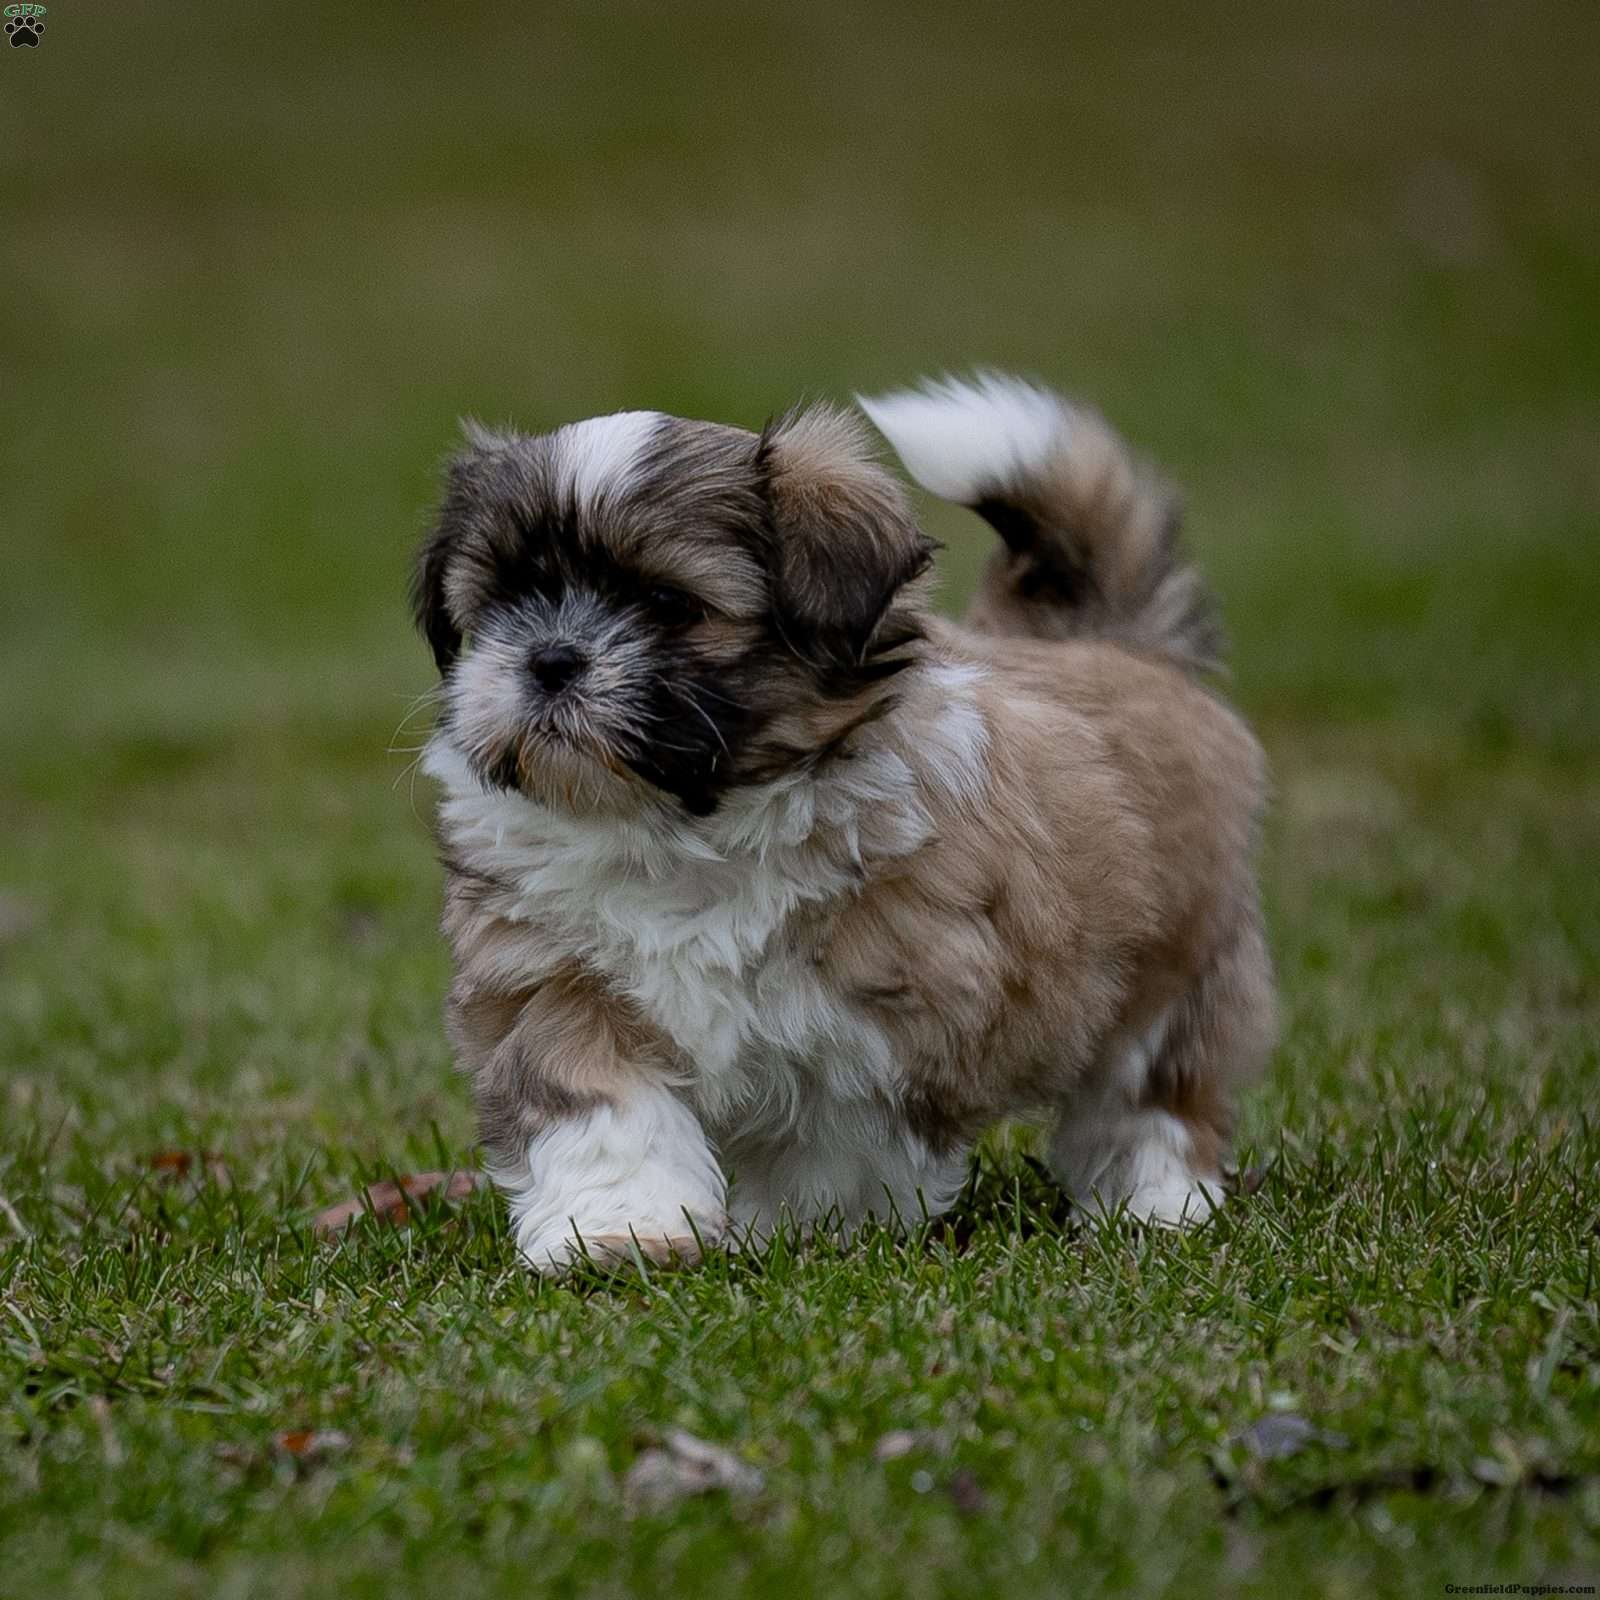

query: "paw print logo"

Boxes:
[4, 4, 45, 47]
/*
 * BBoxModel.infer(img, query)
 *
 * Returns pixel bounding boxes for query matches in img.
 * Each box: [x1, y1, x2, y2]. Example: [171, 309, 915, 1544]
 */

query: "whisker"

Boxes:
[670, 679, 744, 709]
[392, 750, 425, 795]
[388, 686, 444, 750]
[666, 682, 730, 756]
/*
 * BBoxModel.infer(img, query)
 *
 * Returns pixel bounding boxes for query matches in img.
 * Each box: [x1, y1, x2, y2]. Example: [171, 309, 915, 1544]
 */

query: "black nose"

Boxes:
[530, 644, 586, 693]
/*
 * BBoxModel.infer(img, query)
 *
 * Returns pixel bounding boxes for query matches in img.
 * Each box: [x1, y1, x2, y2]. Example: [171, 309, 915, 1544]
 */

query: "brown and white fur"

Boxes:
[413, 374, 1274, 1271]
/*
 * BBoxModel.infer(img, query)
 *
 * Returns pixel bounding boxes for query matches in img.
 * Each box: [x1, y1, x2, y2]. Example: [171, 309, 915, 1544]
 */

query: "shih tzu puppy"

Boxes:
[413, 374, 1274, 1271]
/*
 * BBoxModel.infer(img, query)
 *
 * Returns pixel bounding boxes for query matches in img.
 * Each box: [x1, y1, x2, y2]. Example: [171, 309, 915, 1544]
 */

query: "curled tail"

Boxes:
[858, 373, 1223, 676]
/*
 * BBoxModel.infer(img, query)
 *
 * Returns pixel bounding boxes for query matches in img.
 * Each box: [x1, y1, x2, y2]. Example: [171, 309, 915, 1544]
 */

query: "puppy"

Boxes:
[412, 375, 1274, 1271]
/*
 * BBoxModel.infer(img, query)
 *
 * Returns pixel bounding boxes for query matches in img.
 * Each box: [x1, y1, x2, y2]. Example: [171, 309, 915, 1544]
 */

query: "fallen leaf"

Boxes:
[314, 1170, 485, 1238]
[873, 1428, 951, 1462]
[1235, 1413, 1350, 1461]
[1224, 1154, 1276, 1198]
[874, 1430, 922, 1462]
[146, 1150, 231, 1184]
[273, 1429, 350, 1459]
[946, 1468, 986, 1515]
[623, 1429, 763, 1513]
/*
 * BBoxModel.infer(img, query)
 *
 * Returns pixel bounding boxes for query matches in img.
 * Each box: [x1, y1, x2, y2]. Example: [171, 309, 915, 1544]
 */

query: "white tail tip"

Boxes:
[856, 372, 1072, 505]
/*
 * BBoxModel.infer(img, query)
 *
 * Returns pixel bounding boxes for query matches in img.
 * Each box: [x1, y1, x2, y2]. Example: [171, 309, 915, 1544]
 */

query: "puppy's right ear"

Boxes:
[412, 520, 462, 674]
[757, 405, 936, 670]
[412, 424, 510, 673]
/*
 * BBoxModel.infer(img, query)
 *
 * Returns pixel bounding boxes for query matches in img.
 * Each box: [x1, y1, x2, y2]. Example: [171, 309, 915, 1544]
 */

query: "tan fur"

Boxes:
[815, 621, 1269, 1156]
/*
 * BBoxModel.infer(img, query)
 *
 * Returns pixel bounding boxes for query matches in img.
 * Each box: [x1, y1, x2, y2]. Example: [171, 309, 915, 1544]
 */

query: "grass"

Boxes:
[3, 0, 1599, 1593]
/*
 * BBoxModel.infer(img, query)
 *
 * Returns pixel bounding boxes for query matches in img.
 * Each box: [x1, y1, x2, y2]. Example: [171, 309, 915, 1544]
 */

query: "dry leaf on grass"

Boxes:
[1211, 1413, 1355, 1505]
[215, 1430, 352, 1471]
[873, 1429, 951, 1463]
[273, 1429, 351, 1459]
[623, 1430, 763, 1513]
[1223, 1154, 1276, 1199]
[1235, 1413, 1349, 1461]
[313, 1170, 485, 1238]
[874, 1430, 922, 1463]
[145, 1150, 232, 1185]
[946, 1468, 986, 1515]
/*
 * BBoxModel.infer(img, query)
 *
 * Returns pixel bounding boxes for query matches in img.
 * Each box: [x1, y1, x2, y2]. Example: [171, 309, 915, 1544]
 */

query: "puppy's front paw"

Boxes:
[512, 1200, 728, 1275]
[570, 1226, 723, 1271]
[497, 1088, 728, 1275]
[517, 1213, 727, 1275]
[1123, 1174, 1225, 1228]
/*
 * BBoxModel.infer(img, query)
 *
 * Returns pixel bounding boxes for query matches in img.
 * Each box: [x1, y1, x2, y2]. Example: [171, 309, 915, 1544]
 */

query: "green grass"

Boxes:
[3, 1, 1600, 1594]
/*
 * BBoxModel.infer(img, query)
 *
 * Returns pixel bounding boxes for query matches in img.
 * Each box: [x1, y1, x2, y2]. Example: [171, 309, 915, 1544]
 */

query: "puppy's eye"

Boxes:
[646, 584, 705, 625]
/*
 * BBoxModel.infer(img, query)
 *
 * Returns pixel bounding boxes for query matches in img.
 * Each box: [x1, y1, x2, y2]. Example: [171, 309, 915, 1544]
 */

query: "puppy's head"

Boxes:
[414, 404, 935, 816]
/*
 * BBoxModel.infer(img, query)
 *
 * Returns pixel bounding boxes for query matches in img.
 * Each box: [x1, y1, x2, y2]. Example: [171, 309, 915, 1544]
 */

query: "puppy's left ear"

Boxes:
[758, 405, 937, 665]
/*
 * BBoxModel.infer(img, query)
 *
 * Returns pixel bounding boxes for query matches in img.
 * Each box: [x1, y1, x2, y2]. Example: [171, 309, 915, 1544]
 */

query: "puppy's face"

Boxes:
[414, 406, 935, 816]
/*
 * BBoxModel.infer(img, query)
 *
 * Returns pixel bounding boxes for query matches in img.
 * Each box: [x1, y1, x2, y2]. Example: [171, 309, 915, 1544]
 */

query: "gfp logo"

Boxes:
[4, 3, 46, 47]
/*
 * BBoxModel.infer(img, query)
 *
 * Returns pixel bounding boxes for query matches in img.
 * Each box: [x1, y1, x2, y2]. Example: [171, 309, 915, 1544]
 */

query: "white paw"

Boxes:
[495, 1086, 727, 1273]
[1123, 1173, 1224, 1228]
[1052, 1103, 1227, 1229]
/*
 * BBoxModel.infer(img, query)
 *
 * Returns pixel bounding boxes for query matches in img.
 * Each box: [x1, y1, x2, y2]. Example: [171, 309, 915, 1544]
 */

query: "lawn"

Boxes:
[3, 1, 1599, 1594]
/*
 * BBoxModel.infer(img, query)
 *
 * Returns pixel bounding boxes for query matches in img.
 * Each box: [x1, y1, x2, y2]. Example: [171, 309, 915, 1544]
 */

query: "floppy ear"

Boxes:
[411, 425, 512, 673]
[411, 518, 462, 673]
[758, 405, 936, 666]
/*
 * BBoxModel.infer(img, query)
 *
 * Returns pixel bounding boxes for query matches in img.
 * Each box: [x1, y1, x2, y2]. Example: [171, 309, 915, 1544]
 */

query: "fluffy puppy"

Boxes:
[412, 375, 1274, 1271]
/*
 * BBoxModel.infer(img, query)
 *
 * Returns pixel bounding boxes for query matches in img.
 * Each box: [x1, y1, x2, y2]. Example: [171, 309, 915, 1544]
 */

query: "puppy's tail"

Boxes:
[858, 374, 1222, 676]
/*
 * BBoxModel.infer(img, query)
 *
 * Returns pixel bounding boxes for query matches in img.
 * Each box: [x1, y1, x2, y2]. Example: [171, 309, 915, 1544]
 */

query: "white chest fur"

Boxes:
[422, 661, 989, 1139]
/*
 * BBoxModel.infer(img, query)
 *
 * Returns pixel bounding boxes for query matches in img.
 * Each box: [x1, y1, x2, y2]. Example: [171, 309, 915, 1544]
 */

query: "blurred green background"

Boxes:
[4, 4, 1600, 1593]
[5, 0, 1597, 759]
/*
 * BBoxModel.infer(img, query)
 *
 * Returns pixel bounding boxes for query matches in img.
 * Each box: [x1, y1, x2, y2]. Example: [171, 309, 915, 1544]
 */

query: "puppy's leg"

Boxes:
[454, 969, 727, 1272]
[726, 1118, 969, 1240]
[1049, 922, 1274, 1227]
